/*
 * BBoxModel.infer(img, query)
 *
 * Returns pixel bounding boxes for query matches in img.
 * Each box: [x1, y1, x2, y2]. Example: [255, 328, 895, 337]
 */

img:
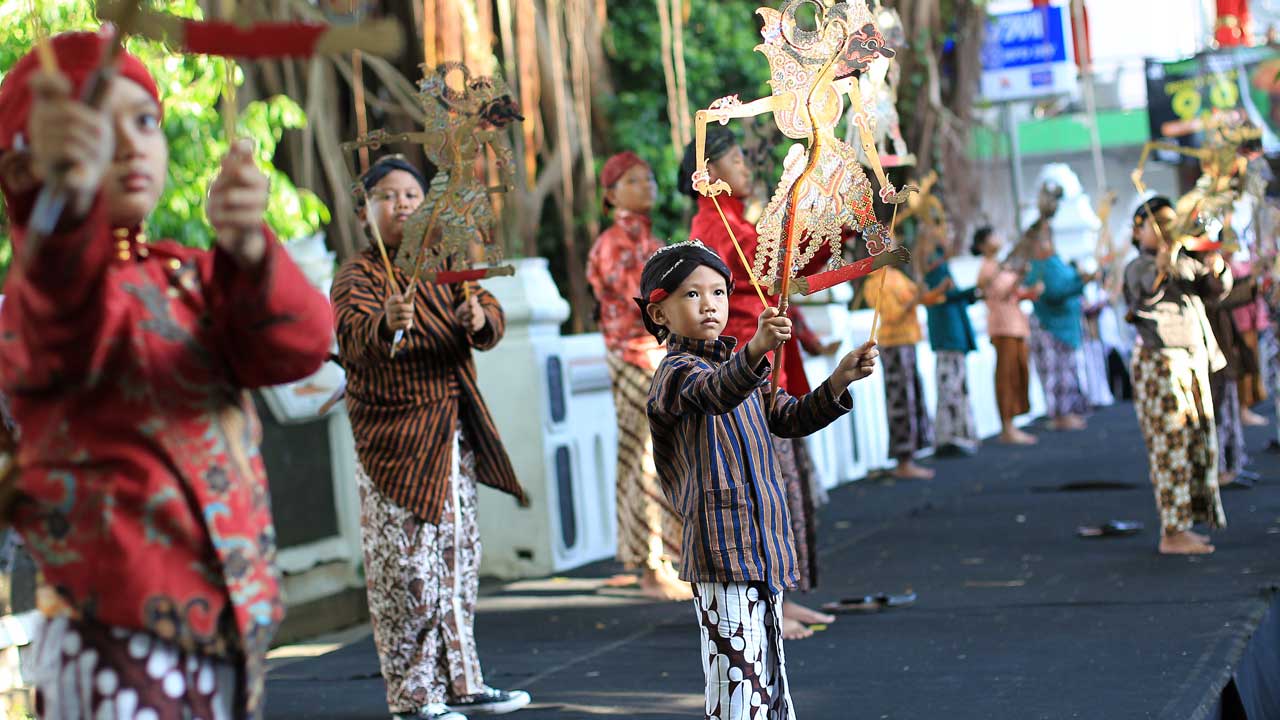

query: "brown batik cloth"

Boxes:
[772, 436, 818, 592]
[606, 354, 683, 572]
[880, 344, 934, 458]
[992, 336, 1031, 420]
[31, 615, 244, 719]
[692, 582, 796, 720]
[1130, 347, 1226, 536]
[356, 428, 485, 713]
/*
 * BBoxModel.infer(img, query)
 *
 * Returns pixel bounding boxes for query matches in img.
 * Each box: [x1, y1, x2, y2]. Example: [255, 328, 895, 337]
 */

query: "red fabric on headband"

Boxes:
[0, 30, 161, 153]
[648, 288, 669, 303]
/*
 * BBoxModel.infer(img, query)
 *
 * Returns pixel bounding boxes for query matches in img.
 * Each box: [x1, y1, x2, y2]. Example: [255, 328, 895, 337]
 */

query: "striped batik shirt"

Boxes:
[647, 334, 852, 593]
[332, 248, 527, 522]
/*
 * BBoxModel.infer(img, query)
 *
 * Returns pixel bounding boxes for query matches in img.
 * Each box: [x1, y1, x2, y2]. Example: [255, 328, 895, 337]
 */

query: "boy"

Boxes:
[639, 240, 878, 719]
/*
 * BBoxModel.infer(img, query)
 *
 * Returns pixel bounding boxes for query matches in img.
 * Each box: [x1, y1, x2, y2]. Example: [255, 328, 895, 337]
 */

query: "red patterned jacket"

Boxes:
[0, 196, 333, 712]
[586, 209, 664, 369]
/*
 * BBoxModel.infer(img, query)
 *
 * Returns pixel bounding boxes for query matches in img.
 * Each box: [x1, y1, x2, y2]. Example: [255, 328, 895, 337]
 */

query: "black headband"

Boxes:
[357, 156, 436, 206]
[1133, 195, 1173, 223]
[634, 240, 734, 340]
[678, 125, 738, 198]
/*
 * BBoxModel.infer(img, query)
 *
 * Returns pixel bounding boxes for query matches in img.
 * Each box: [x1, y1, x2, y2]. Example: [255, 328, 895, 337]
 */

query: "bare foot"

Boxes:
[1052, 415, 1087, 431]
[893, 461, 935, 480]
[1220, 472, 1237, 486]
[1187, 530, 1211, 545]
[999, 428, 1038, 445]
[781, 617, 814, 640]
[1242, 409, 1268, 426]
[1159, 531, 1215, 555]
[639, 567, 693, 602]
[783, 600, 835, 625]
[603, 573, 639, 588]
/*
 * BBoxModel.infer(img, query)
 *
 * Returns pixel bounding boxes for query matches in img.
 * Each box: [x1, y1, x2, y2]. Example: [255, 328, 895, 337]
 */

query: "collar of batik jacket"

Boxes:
[612, 208, 652, 238]
[665, 333, 741, 366]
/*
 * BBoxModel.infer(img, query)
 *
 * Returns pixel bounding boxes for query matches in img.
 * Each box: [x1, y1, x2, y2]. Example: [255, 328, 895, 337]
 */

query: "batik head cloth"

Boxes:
[634, 239, 734, 340]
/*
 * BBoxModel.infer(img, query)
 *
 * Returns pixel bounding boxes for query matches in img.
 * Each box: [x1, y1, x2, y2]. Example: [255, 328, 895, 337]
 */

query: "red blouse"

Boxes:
[0, 198, 333, 713]
[587, 209, 664, 368]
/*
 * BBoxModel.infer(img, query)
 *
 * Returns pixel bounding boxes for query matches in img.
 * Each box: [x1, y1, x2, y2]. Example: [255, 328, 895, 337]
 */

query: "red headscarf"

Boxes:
[600, 151, 649, 210]
[0, 29, 161, 154]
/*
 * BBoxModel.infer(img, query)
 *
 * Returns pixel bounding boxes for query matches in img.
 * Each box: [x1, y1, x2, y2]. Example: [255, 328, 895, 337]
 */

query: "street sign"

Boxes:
[981, 3, 1077, 102]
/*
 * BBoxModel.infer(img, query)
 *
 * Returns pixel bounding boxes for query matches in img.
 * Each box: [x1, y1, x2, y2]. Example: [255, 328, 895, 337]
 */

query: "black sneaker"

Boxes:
[445, 687, 532, 715]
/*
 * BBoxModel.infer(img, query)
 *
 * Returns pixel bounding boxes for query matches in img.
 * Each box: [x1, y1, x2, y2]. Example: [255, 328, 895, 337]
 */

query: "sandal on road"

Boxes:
[1076, 520, 1143, 538]
[821, 591, 917, 614]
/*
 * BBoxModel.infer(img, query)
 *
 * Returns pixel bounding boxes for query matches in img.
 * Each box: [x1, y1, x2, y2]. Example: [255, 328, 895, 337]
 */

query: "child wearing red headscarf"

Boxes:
[0, 31, 332, 718]
[586, 151, 690, 601]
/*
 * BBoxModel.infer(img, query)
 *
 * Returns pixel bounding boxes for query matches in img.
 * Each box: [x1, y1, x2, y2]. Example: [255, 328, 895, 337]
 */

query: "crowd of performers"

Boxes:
[3, 26, 1280, 720]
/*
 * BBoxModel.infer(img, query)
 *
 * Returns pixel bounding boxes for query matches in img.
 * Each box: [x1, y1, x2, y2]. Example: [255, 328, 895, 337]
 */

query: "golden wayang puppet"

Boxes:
[1131, 113, 1264, 285]
[688, 0, 913, 387]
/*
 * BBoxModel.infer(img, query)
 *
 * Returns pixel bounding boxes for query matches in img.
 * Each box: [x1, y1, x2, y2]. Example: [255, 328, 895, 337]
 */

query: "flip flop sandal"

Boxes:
[821, 591, 917, 614]
[1076, 520, 1143, 538]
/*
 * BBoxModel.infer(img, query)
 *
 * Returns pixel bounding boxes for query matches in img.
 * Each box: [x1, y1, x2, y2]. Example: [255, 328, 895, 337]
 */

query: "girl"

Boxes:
[1024, 223, 1094, 431]
[974, 226, 1040, 444]
[586, 150, 688, 601]
[0, 31, 333, 718]
[1124, 198, 1227, 555]
[923, 229, 980, 455]
[331, 155, 531, 720]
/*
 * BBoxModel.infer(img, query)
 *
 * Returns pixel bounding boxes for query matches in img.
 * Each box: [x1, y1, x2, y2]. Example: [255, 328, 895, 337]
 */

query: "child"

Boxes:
[1024, 223, 1094, 431]
[331, 155, 531, 720]
[639, 240, 878, 719]
[1124, 197, 1227, 554]
[0, 31, 333, 717]
[974, 226, 1041, 444]
[680, 127, 835, 638]
[923, 235, 980, 455]
[865, 264, 950, 479]
[586, 151, 688, 601]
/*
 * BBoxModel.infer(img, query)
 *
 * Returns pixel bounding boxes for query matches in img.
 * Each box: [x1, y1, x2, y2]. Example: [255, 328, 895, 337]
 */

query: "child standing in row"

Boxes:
[639, 240, 878, 719]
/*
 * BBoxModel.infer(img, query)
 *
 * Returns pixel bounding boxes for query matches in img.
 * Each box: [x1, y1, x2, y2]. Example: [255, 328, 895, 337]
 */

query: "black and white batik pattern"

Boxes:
[1216, 380, 1248, 476]
[31, 615, 241, 720]
[880, 344, 934, 458]
[692, 582, 795, 720]
[933, 350, 977, 447]
[1029, 323, 1088, 418]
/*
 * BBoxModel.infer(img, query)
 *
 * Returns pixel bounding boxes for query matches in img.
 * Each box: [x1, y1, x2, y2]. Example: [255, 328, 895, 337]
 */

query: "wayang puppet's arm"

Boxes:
[837, 76, 909, 204]
[691, 94, 789, 196]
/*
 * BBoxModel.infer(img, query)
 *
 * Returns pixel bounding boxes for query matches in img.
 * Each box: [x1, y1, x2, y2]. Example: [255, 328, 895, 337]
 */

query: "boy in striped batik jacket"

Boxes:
[639, 240, 878, 720]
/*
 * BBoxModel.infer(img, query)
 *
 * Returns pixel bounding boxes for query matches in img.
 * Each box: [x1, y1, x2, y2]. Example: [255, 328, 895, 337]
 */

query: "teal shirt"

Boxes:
[924, 261, 978, 353]
[1024, 256, 1085, 349]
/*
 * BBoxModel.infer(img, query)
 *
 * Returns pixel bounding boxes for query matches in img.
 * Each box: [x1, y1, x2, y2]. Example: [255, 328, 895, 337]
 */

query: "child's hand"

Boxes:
[383, 289, 415, 336]
[27, 71, 112, 216]
[1019, 282, 1044, 301]
[208, 139, 269, 269]
[745, 307, 791, 367]
[832, 341, 878, 392]
[455, 293, 486, 334]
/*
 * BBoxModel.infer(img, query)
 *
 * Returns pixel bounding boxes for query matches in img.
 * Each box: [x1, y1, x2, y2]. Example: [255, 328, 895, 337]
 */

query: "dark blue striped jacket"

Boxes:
[647, 334, 852, 593]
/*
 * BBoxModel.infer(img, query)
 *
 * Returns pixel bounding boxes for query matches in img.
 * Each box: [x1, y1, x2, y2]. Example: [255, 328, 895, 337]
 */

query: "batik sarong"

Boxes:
[357, 428, 484, 713]
[1213, 374, 1248, 476]
[31, 615, 243, 719]
[605, 354, 683, 572]
[1131, 347, 1226, 535]
[880, 344, 933, 458]
[772, 436, 818, 592]
[692, 582, 795, 720]
[1030, 323, 1088, 418]
[934, 350, 977, 447]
